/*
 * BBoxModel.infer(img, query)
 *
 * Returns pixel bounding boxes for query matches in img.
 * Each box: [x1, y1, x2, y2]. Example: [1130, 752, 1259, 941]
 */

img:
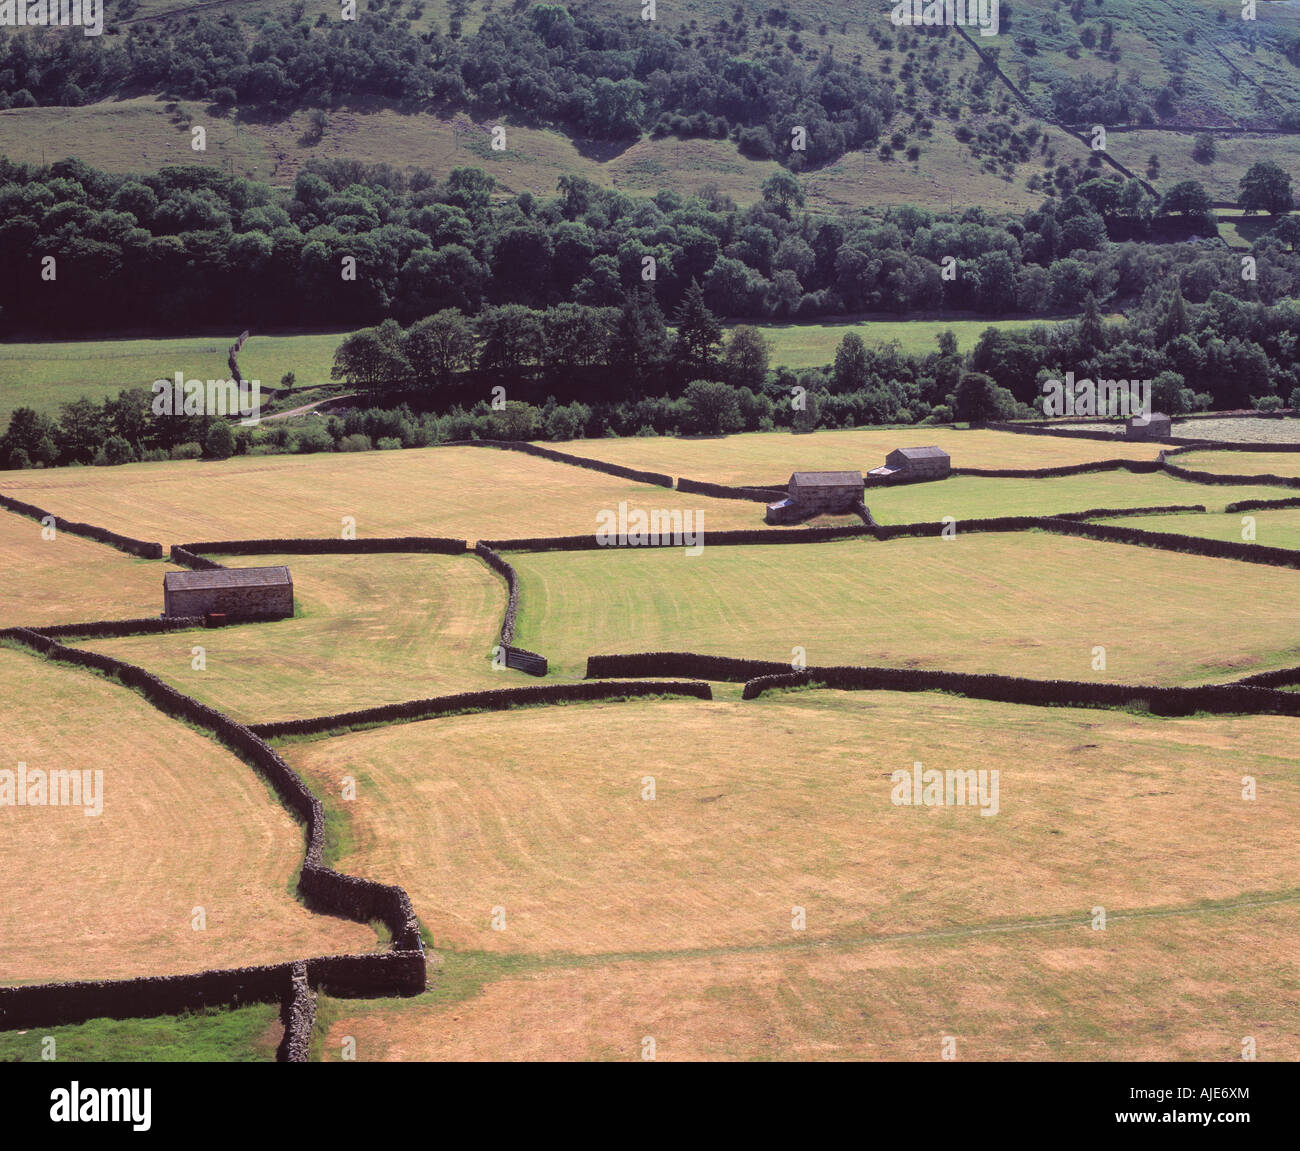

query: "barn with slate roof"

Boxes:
[766, 471, 864, 524]
[1125, 413, 1172, 441]
[163, 566, 294, 621]
[868, 446, 951, 482]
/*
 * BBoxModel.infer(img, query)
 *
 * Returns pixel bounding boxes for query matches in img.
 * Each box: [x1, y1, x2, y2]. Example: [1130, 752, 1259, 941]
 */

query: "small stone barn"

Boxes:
[1125, 412, 1172, 441]
[163, 566, 294, 621]
[766, 471, 864, 524]
[868, 446, 952, 482]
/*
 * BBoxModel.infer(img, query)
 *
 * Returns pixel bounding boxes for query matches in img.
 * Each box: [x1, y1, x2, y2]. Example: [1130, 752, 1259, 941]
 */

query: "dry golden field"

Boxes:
[281, 693, 1300, 957]
[0, 508, 177, 629]
[80, 552, 506, 724]
[0, 647, 375, 983]
[286, 690, 1300, 1061]
[0, 448, 764, 543]
[320, 902, 1300, 1062]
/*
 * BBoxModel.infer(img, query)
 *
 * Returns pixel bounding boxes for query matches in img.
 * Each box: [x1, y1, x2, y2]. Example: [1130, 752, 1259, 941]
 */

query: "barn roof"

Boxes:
[1127, 412, 1171, 423]
[890, 446, 950, 460]
[164, 565, 292, 591]
[789, 470, 863, 486]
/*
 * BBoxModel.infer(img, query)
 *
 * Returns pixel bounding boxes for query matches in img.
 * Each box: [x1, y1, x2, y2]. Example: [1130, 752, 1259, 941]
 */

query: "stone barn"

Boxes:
[163, 566, 294, 621]
[868, 446, 951, 483]
[1125, 412, 1172, 441]
[766, 471, 864, 524]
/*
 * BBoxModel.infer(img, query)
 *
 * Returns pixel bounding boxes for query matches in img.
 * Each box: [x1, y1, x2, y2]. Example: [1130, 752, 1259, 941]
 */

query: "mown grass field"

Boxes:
[0, 1004, 281, 1062]
[864, 471, 1295, 522]
[0, 332, 344, 428]
[1177, 448, 1300, 476]
[509, 533, 1300, 685]
[0, 647, 375, 983]
[81, 553, 506, 724]
[1175, 418, 1300, 444]
[0, 447, 767, 541]
[0, 508, 178, 629]
[1096, 508, 1300, 551]
[288, 690, 1300, 1059]
[320, 902, 1300, 1062]
[571, 427, 1164, 484]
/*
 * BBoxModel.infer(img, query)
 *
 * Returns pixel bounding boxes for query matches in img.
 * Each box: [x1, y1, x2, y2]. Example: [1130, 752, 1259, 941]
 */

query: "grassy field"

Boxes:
[1177, 448, 1300, 476]
[0, 332, 345, 428]
[80, 553, 506, 724]
[319, 902, 1300, 1061]
[0, 647, 375, 983]
[863, 471, 1296, 522]
[285, 689, 1300, 1059]
[0, 94, 1068, 216]
[0, 1004, 280, 1062]
[509, 533, 1300, 685]
[570, 427, 1164, 484]
[0, 447, 770, 542]
[1096, 509, 1300, 551]
[736, 315, 1101, 368]
[1108, 133, 1300, 205]
[1051, 418, 1300, 444]
[0, 508, 178, 629]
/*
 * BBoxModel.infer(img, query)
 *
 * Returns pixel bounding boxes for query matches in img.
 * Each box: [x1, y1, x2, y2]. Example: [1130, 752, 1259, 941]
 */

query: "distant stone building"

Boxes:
[163, 566, 294, 621]
[1125, 413, 1172, 441]
[766, 471, 864, 524]
[868, 446, 951, 483]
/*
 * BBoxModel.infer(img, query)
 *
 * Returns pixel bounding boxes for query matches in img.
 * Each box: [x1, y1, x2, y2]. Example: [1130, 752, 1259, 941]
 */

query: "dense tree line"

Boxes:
[2, 153, 1296, 339]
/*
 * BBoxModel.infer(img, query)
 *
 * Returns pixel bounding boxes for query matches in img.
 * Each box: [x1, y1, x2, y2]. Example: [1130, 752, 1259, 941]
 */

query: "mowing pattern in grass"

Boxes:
[79, 553, 505, 724]
[0, 1003, 281, 1062]
[0, 648, 374, 984]
[0, 447, 771, 542]
[283, 689, 1300, 1058]
[509, 534, 1300, 685]
[319, 902, 1300, 1062]
[0, 508, 175, 629]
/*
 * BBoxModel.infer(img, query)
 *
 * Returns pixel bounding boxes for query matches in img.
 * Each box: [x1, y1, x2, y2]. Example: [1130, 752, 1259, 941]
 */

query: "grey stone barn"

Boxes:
[766, 471, 864, 524]
[868, 446, 952, 483]
[163, 566, 294, 621]
[1125, 412, 1172, 441]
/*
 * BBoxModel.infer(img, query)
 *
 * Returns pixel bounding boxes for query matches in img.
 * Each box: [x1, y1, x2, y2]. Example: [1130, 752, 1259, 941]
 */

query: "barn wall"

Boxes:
[165, 583, 294, 620]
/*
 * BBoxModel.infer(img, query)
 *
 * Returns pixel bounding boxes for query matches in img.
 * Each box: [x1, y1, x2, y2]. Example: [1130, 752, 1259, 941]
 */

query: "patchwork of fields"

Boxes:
[2, 427, 1298, 1060]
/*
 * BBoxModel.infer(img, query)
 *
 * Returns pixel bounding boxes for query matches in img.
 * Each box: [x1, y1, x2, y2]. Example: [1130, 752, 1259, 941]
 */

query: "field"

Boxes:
[1046, 417, 1300, 444]
[1176, 448, 1300, 476]
[281, 690, 1300, 1060]
[566, 427, 1164, 484]
[1096, 509, 1300, 552]
[862, 471, 1295, 522]
[0, 1004, 280, 1062]
[0, 647, 375, 984]
[1107, 133, 1300, 205]
[0, 508, 177, 629]
[732, 315, 1106, 369]
[0, 447, 768, 542]
[0, 332, 345, 429]
[508, 534, 1300, 685]
[80, 552, 506, 724]
[0, 97, 1070, 217]
[317, 902, 1300, 1061]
